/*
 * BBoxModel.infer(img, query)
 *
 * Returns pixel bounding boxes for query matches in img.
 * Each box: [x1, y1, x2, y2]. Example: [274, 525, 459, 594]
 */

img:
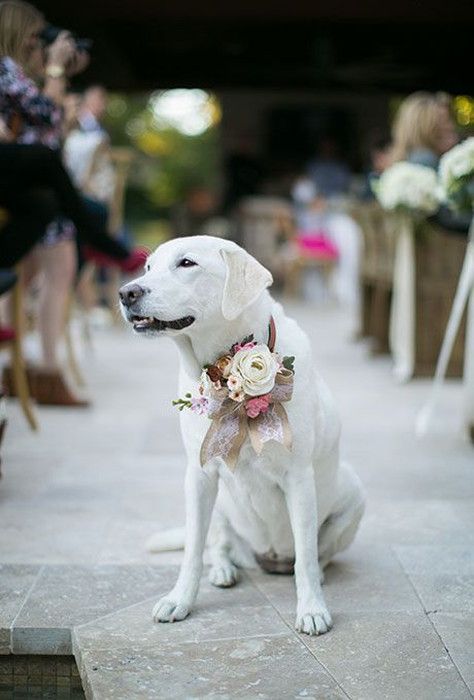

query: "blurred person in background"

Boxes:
[78, 84, 108, 135]
[360, 129, 393, 200]
[63, 90, 115, 207]
[290, 176, 339, 302]
[0, 0, 144, 405]
[307, 135, 352, 199]
[302, 134, 361, 308]
[291, 174, 361, 308]
[63, 88, 117, 315]
[391, 91, 469, 235]
[391, 91, 458, 167]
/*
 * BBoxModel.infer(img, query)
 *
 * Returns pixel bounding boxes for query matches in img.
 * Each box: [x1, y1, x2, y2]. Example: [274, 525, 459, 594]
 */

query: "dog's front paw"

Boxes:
[152, 594, 191, 623]
[295, 603, 333, 636]
[209, 562, 239, 588]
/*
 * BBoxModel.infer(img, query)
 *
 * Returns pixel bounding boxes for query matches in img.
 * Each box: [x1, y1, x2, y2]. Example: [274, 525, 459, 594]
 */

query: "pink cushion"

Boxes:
[0, 326, 15, 342]
[296, 232, 339, 260]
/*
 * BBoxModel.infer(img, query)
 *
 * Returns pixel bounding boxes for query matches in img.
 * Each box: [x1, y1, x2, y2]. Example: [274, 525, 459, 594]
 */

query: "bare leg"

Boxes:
[36, 240, 77, 369]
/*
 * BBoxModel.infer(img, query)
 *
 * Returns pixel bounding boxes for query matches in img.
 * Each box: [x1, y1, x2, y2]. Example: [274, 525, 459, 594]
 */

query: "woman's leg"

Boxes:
[36, 240, 77, 370]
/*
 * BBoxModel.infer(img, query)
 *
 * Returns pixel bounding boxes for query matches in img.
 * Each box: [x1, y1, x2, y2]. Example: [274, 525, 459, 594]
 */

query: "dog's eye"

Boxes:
[177, 258, 197, 268]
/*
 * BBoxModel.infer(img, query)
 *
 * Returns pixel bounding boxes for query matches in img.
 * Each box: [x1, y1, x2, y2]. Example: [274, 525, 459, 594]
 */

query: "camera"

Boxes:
[39, 25, 92, 53]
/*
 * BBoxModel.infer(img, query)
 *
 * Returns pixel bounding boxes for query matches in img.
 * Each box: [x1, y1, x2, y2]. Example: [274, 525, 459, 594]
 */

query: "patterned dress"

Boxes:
[0, 56, 75, 245]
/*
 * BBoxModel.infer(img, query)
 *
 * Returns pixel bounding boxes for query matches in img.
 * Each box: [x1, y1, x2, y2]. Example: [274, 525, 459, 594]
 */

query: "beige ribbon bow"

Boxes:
[200, 370, 294, 470]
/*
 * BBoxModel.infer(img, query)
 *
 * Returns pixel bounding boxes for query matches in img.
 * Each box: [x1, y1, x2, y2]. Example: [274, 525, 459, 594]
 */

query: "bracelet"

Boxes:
[45, 64, 65, 79]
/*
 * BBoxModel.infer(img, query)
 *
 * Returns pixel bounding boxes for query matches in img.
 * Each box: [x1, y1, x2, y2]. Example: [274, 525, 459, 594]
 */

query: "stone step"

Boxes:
[1, 561, 473, 698]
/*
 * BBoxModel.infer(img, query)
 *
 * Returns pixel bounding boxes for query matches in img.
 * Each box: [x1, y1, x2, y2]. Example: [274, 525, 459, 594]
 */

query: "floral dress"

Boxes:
[0, 56, 75, 245]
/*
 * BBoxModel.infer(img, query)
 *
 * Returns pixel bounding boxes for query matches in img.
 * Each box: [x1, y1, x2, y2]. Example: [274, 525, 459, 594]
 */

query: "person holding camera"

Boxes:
[0, 0, 145, 406]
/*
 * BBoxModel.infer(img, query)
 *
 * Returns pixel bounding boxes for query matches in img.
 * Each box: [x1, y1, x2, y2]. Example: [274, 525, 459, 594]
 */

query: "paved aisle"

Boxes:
[1, 303, 473, 699]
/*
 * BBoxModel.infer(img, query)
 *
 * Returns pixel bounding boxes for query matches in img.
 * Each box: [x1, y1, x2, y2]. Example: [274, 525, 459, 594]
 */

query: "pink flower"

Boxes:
[233, 341, 257, 353]
[190, 396, 209, 416]
[245, 394, 271, 418]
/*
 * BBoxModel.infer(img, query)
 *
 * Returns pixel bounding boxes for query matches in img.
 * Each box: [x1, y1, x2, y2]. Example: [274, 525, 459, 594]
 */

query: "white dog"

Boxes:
[119, 235, 365, 636]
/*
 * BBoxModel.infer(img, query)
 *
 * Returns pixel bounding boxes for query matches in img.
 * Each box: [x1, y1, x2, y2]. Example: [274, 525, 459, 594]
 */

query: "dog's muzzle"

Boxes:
[119, 282, 148, 308]
[119, 282, 195, 333]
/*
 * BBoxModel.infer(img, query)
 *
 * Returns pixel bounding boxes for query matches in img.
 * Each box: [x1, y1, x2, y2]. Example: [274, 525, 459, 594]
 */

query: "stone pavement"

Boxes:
[1, 301, 473, 699]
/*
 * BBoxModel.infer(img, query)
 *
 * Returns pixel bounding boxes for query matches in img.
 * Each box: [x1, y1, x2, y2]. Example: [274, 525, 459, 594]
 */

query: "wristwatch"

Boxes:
[45, 64, 65, 79]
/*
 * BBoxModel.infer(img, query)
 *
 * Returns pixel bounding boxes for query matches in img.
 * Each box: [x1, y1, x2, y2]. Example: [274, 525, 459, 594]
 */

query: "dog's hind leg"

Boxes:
[207, 511, 241, 588]
[318, 461, 365, 571]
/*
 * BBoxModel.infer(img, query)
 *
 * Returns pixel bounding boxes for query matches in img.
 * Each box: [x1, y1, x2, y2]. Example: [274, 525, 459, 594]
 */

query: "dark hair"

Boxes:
[367, 129, 392, 154]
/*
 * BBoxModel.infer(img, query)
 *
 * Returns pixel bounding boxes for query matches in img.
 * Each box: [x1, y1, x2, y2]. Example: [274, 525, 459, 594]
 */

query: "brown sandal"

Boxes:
[32, 369, 90, 407]
[2, 365, 37, 398]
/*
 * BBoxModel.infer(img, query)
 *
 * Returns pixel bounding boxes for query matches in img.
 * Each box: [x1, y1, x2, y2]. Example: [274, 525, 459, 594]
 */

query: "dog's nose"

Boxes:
[119, 283, 146, 307]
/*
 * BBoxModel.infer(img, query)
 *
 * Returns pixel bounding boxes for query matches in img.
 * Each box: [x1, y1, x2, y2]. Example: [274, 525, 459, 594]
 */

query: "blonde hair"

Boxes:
[391, 91, 452, 162]
[0, 0, 43, 65]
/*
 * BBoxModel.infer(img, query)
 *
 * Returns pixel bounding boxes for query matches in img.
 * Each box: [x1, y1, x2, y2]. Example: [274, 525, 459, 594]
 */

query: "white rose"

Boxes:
[230, 344, 279, 397]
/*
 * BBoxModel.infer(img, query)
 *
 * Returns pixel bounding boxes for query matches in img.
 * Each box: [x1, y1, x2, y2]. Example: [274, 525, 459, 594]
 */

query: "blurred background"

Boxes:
[33, 0, 474, 247]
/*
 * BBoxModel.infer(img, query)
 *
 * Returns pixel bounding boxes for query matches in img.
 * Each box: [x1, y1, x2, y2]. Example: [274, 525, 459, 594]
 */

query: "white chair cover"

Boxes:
[465, 275, 474, 431]
[389, 214, 416, 383]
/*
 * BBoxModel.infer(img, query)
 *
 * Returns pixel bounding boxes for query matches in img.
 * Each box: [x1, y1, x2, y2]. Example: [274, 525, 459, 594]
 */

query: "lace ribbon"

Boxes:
[200, 370, 293, 470]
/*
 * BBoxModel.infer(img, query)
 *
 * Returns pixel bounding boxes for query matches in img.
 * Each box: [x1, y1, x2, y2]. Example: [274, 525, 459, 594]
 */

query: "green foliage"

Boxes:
[103, 92, 220, 219]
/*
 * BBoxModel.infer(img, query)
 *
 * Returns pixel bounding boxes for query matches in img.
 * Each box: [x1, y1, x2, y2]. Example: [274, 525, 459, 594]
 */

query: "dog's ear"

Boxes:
[220, 248, 273, 320]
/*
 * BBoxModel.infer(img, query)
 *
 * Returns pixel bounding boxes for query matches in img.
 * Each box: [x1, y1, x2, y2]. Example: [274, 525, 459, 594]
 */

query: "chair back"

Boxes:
[353, 202, 395, 283]
[109, 148, 135, 234]
[238, 196, 295, 273]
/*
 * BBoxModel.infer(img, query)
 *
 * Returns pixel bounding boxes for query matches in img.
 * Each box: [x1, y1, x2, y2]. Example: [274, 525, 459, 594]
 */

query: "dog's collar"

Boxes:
[173, 314, 295, 469]
[267, 315, 276, 353]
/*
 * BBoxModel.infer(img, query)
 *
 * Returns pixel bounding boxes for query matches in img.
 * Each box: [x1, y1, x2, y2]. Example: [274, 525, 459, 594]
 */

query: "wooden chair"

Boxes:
[283, 247, 336, 299]
[368, 206, 396, 354]
[392, 213, 467, 379]
[238, 196, 295, 281]
[352, 202, 395, 353]
[413, 224, 467, 377]
[355, 204, 467, 378]
[238, 196, 337, 298]
[109, 147, 135, 234]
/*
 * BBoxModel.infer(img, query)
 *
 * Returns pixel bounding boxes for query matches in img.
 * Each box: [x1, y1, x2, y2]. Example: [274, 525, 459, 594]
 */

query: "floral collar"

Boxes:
[173, 317, 295, 470]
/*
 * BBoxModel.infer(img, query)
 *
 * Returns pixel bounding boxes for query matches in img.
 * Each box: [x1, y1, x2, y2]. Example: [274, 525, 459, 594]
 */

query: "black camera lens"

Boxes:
[74, 38, 92, 52]
[39, 24, 60, 46]
[39, 24, 92, 52]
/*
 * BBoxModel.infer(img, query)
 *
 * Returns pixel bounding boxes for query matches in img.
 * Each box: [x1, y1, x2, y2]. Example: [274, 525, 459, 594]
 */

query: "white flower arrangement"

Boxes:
[438, 138, 474, 213]
[173, 334, 294, 419]
[374, 161, 440, 215]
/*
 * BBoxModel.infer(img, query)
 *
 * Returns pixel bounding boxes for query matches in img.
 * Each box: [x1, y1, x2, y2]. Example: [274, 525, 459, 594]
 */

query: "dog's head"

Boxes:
[119, 236, 273, 337]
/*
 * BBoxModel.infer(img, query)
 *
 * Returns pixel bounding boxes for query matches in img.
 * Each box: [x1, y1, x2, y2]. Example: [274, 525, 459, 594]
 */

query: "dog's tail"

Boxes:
[146, 527, 185, 552]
